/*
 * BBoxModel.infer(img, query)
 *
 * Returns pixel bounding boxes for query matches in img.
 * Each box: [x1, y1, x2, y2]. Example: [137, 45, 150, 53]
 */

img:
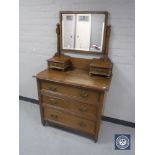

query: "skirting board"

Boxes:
[19, 95, 135, 128]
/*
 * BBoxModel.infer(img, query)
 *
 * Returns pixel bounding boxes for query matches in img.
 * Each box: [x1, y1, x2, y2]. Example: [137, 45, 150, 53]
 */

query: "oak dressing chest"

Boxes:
[35, 11, 113, 142]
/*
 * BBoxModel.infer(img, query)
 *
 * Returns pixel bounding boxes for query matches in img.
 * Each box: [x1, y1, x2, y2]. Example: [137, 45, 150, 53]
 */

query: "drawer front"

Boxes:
[48, 61, 70, 70]
[44, 107, 95, 134]
[90, 67, 112, 76]
[41, 81, 99, 104]
[51, 62, 63, 68]
[42, 95, 97, 121]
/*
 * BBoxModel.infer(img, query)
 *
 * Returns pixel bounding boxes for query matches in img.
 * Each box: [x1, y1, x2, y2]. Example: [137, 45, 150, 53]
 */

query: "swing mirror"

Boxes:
[60, 11, 108, 55]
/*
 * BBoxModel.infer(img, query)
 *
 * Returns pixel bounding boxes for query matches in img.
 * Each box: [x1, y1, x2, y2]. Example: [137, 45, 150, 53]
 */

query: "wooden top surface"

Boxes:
[36, 69, 112, 91]
[90, 58, 113, 68]
[47, 56, 70, 63]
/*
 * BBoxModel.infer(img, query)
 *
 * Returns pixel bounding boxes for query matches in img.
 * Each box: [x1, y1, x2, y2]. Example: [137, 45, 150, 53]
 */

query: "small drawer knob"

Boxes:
[48, 86, 57, 91]
[79, 90, 88, 98]
[50, 114, 58, 119]
[97, 69, 103, 73]
[78, 121, 87, 128]
[78, 106, 88, 112]
[49, 99, 57, 105]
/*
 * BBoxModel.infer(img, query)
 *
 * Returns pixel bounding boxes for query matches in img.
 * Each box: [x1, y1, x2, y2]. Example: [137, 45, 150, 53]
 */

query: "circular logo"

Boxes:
[116, 135, 130, 150]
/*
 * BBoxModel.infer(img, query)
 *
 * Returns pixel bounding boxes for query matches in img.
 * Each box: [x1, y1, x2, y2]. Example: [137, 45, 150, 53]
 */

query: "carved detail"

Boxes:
[104, 25, 111, 57]
[56, 23, 61, 56]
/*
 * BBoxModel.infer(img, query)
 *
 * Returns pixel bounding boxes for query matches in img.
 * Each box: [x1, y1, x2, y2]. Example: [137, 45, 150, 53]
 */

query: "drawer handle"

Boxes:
[97, 69, 103, 73]
[50, 114, 58, 119]
[78, 106, 88, 112]
[52, 62, 57, 66]
[79, 90, 88, 98]
[49, 99, 57, 105]
[78, 121, 87, 128]
[48, 86, 57, 91]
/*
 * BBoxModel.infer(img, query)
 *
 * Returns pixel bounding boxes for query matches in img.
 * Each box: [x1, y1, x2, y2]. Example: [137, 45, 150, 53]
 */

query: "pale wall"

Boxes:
[19, 0, 135, 122]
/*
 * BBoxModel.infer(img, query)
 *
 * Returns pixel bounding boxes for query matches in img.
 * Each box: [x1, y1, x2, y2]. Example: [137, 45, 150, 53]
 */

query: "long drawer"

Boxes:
[42, 95, 97, 121]
[43, 107, 95, 135]
[40, 81, 99, 105]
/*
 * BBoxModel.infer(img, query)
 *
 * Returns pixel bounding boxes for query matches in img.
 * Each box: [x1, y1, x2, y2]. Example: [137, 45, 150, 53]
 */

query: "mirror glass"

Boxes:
[62, 13, 106, 53]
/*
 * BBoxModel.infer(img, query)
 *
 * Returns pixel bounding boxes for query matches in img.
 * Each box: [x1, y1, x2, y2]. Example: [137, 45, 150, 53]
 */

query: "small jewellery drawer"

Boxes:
[42, 95, 97, 121]
[44, 107, 95, 134]
[89, 58, 113, 77]
[49, 62, 63, 68]
[47, 56, 71, 71]
[41, 81, 99, 104]
[91, 68, 112, 76]
[90, 67, 112, 76]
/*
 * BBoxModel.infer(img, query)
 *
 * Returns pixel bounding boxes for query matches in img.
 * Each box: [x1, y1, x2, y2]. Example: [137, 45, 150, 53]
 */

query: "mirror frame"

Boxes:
[59, 11, 108, 55]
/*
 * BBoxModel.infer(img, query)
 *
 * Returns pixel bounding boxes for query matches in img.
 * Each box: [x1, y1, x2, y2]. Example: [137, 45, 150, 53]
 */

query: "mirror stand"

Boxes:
[52, 22, 112, 76]
[104, 25, 111, 57]
[55, 23, 61, 56]
[89, 25, 112, 77]
[48, 23, 71, 71]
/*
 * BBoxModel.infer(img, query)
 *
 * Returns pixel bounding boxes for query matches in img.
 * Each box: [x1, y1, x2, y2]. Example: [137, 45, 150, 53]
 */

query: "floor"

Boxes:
[19, 100, 135, 155]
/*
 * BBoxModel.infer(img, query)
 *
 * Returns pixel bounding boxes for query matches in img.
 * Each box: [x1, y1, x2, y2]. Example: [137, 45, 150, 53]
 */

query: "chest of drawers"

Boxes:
[36, 61, 112, 142]
[35, 11, 113, 142]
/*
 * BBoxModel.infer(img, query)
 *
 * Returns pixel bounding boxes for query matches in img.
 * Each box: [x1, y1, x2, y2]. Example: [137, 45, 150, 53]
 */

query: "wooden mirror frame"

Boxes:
[59, 11, 109, 55]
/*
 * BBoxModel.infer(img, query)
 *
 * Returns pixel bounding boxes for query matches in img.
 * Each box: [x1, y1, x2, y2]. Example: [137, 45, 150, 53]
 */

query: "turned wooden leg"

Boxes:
[41, 119, 46, 126]
[94, 134, 98, 143]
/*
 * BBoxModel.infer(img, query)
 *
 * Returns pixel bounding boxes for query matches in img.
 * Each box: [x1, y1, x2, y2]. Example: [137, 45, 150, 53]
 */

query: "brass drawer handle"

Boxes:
[49, 99, 57, 105]
[78, 121, 87, 128]
[52, 62, 57, 66]
[79, 90, 88, 98]
[50, 114, 58, 119]
[78, 106, 88, 112]
[97, 69, 103, 73]
[48, 86, 57, 91]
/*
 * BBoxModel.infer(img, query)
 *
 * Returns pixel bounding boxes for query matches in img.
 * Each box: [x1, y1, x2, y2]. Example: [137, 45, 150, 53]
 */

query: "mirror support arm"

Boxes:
[55, 23, 61, 56]
[104, 25, 111, 58]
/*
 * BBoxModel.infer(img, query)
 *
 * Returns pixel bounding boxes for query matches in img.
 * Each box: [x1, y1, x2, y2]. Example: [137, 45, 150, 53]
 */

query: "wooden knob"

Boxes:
[49, 99, 57, 105]
[48, 86, 57, 91]
[50, 114, 58, 119]
[79, 106, 88, 112]
[78, 121, 86, 128]
[79, 90, 88, 98]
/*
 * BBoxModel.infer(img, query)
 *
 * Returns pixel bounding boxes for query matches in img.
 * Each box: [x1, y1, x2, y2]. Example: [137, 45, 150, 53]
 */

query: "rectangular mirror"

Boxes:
[60, 11, 108, 54]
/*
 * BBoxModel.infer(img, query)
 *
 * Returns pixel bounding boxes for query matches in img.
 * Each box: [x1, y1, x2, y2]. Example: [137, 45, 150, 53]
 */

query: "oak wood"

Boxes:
[44, 107, 95, 134]
[94, 93, 105, 142]
[36, 67, 112, 142]
[36, 79, 45, 126]
[89, 58, 113, 77]
[70, 57, 92, 70]
[40, 89, 98, 107]
[47, 55, 70, 63]
[45, 120, 95, 140]
[35, 11, 113, 142]
[36, 69, 111, 91]
[90, 58, 113, 68]
[104, 25, 111, 56]
[42, 94, 97, 121]
[47, 55, 71, 71]
[60, 11, 108, 14]
[36, 68, 112, 142]
[41, 81, 99, 105]
[62, 49, 104, 55]
[56, 23, 61, 56]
